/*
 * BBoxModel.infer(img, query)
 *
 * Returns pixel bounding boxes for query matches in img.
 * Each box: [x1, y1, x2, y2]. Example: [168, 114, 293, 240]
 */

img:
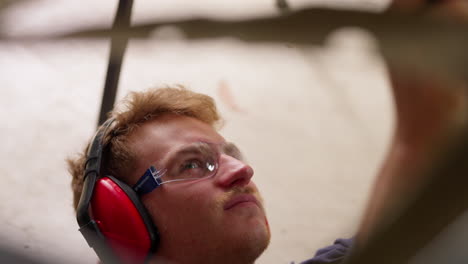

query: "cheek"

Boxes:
[142, 184, 222, 229]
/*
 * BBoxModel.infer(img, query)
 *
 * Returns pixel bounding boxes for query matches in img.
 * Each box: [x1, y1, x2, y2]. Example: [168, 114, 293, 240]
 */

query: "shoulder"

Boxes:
[300, 237, 354, 264]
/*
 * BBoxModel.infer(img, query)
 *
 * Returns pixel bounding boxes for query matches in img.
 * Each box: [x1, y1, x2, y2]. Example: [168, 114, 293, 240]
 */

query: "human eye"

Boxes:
[165, 142, 217, 181]
[176, 158, 206, 179]
[180, 159, 203, 171]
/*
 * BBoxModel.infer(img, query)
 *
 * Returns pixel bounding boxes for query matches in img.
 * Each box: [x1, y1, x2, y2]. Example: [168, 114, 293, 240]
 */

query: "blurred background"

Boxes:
[1, 0, 466, 263]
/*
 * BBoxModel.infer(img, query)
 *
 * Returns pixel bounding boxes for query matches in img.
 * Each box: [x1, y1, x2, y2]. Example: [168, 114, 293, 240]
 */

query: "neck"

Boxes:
[151, 249, 257, 264]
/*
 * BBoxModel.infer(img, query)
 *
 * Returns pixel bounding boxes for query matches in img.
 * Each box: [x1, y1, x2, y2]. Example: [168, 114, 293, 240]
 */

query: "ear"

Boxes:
[91, 176, 159, 263]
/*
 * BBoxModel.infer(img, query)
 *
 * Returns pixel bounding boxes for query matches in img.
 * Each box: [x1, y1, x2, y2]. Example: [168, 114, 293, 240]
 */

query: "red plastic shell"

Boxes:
[90, 177, 151, 264]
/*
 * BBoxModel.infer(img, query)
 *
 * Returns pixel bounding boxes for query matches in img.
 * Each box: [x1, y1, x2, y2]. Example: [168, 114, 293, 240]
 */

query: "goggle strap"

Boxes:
[132, 166, 164, 196]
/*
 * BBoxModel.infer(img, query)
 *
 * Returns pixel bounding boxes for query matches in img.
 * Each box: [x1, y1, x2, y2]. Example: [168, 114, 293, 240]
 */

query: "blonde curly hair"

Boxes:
[67, 86, 221, 210]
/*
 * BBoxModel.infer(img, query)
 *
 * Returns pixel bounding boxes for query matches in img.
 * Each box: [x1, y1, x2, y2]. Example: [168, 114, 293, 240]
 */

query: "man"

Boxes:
[68, 87, 270, 264]
[69, 79, 465, 264]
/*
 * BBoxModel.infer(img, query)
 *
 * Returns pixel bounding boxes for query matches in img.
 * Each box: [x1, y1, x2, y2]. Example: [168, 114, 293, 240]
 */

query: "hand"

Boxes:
[356, 65, 467, 248]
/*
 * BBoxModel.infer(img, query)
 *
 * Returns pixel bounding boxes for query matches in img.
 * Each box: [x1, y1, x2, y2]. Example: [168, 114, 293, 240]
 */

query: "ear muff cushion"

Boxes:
[90, 176, 158, 264]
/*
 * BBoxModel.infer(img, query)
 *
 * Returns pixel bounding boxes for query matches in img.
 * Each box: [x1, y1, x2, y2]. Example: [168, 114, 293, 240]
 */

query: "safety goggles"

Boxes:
[132, 141, 244, 196]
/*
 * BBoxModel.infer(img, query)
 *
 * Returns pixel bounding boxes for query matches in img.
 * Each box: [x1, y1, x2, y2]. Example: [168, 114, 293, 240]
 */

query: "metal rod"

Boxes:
[98, 0, 133, 126]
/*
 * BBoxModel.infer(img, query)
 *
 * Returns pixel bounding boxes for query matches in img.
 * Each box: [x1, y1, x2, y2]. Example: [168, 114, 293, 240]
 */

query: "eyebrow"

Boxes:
[162, 141, 244, 167]
[166, 143, 207, 162]
[223, 142, 238, 153]
[222, 142, 244, 160]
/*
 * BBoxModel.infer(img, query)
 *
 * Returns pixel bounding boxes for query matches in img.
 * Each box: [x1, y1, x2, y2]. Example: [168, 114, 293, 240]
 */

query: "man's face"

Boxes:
[127, 114, 270, 263]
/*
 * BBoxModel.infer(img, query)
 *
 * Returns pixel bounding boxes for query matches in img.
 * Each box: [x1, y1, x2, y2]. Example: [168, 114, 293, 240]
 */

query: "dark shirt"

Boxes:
[300, 238, 354, 264]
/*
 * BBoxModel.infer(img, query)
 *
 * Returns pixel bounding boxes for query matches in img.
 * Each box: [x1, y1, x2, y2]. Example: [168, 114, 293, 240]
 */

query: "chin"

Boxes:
[229, 219, 271, 262]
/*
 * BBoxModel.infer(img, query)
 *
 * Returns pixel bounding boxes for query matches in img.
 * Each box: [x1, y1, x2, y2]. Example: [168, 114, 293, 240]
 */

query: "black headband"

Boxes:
[76, 118, 119, 264]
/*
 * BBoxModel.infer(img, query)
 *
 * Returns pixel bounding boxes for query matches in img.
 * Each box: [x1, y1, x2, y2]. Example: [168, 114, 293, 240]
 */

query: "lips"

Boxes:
[223, 194, 260, 210]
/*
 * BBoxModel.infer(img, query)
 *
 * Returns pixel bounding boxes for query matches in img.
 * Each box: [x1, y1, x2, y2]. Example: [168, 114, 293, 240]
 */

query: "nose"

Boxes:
[215, 154, 254, 188]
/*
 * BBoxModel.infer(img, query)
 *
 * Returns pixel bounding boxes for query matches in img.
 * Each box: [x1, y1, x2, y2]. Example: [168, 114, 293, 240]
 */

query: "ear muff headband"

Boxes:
[76, 118, 159, 264]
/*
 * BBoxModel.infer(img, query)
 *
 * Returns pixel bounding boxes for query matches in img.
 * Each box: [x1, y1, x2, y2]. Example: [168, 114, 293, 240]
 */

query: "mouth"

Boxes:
[223, 194, 260, 210]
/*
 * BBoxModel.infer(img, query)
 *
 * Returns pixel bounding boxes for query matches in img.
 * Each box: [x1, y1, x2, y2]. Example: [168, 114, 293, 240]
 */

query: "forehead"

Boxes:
[127, 114, 225, 177]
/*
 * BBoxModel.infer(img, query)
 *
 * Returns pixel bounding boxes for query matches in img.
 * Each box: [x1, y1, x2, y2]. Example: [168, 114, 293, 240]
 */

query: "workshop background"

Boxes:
[1, 0, 467, 263]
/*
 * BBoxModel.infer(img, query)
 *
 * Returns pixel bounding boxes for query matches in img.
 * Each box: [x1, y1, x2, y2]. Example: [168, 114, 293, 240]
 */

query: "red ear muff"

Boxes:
[77, 118, 159, 264]
[91, 176, 158, 264]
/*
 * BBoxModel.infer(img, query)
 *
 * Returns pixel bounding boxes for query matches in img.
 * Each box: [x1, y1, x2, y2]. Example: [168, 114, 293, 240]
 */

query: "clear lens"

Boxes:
[134, 141, 246, 195]
[145, 141, 245, 185]
[163, 142, 219, 181]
